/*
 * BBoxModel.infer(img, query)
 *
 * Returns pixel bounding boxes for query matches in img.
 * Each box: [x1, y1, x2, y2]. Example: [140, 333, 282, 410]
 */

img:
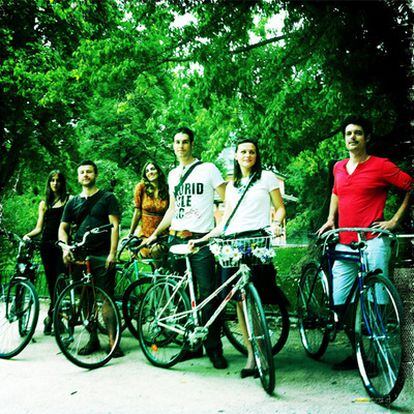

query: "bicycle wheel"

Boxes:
[224, 300, 290, 356]
[122, 276, 153, 339]
[138, 279, 190, 368]
[54, 273, 69, 304]
[354, 273, 405, 405]
[0, 278, 39, 359]
[53, 281, 121, 369]
[243, 283, 275, 395]
[297, 263, 330, 359]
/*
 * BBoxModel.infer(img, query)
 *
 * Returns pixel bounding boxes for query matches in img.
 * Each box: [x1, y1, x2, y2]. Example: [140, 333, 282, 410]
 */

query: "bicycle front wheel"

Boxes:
[138, 280, 190, 368]
[224, 300, 290, 356]
[53, 282, 121, 369]
[243, 283, 275, 395]
[0, 278, 39, 359]
[297, 263, 330, 359]
[355, 273, 405, 405]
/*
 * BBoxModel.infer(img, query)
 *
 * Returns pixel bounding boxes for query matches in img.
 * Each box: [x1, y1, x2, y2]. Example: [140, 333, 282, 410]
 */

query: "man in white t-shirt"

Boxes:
[147, 126, 227, 369]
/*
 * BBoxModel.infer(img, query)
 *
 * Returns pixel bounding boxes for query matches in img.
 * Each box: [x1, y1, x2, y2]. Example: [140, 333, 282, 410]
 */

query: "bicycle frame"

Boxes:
[153, 252, 252, 342]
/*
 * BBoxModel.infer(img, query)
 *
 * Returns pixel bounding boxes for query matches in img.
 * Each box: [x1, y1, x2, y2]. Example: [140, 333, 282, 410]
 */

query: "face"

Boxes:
[145, 163, 159, 182]
[173, 133, 193, 160]
[235, 142, 257, 170]
[77, 165, 97, 187]
[49, 174, 61, 193]
[344, 124, 367, 152]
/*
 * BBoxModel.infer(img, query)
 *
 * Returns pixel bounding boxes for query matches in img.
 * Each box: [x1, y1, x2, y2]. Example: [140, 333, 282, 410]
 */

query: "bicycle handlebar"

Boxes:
[320, 227, 396, 241]
[58, 223, 113, 251]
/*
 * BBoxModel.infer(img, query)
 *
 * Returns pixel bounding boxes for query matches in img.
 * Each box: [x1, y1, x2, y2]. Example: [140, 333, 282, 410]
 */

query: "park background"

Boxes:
[0, 0, 413, 304]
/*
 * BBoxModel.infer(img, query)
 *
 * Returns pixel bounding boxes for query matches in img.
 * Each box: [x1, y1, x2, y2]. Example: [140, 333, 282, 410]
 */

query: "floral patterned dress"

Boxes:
[134, 182, 168, 237]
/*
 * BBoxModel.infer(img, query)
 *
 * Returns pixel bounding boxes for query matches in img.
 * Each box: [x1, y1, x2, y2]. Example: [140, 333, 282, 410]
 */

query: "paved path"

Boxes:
[1, 306, 413, 414]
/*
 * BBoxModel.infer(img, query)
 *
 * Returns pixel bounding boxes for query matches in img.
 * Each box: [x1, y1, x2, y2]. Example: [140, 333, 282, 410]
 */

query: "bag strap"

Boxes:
[173, 161, 203, 198]
[223, 172, 257, 233]
[75, 190, 105, 228]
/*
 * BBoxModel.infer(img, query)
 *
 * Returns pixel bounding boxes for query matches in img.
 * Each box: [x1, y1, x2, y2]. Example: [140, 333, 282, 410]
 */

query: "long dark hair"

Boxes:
[45, 170, 68, 207]
[233, 139, 262, 188]
[141, 161, 168, 200]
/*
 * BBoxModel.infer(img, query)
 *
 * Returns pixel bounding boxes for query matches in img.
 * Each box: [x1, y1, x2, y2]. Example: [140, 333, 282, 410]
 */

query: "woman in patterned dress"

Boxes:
[128, 161, 169, 257]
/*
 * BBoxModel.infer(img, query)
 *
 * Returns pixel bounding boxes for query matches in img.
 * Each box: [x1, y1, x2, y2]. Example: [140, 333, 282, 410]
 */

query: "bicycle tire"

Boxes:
[354, 273, 405, 405]
[244, 283, 275, 395]
[223, 300, 290, 356]
[0, 278, 39, 359]
[138, 279, 190, 368]
[122, 276, 153, 340]
[297, 262, 330, 359]
[54, 273, 69, 304]
[53, 281, 121, 369]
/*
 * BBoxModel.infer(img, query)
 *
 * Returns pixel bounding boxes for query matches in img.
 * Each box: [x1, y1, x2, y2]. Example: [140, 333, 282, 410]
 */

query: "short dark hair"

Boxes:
[77, 160, 98, 174]
[341, 115, 372, 137]
[176, 126, 194, 143]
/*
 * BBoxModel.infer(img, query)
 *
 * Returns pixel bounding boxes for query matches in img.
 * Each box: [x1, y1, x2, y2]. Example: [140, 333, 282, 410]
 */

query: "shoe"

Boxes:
[180, 347, 204, 362]
[207, 351, 228, 369]
[240, 368, 259, 378]
[43, 316, 53, 335]
[332, 355, 358, 371]
[112, 347, 125, 358]
[78, 338, 101, 356]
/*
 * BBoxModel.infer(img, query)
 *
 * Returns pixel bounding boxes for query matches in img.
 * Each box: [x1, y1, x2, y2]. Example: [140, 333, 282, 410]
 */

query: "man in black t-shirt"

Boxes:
[59, 160, 123, 357]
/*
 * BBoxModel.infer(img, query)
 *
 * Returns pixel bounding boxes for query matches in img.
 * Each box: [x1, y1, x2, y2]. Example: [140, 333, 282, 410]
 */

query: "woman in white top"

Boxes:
[190, 138, 286, 377]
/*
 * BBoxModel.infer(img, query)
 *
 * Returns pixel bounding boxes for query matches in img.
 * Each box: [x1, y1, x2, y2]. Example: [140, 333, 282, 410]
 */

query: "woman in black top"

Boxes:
[24, 170, 70, 334]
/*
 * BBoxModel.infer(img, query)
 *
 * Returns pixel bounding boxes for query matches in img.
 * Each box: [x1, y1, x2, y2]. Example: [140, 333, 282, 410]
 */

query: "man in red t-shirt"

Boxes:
[318, 115, 413, 370]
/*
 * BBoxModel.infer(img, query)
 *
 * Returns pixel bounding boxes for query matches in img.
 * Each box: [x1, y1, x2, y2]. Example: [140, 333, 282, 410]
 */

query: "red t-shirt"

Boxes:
[332, 156, 413, 244]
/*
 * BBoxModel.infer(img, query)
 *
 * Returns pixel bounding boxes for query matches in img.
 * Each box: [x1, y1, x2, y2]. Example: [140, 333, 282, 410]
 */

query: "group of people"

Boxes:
[24, 117, 412, 375]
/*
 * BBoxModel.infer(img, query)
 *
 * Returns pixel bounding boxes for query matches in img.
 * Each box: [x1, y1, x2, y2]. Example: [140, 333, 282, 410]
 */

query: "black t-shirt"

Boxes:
[61, 190, 120, 255]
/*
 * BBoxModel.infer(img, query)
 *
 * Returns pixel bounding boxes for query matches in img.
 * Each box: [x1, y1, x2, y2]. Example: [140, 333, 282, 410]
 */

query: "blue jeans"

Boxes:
[168, 235, 223, 355]
[332, 237, 392, 305]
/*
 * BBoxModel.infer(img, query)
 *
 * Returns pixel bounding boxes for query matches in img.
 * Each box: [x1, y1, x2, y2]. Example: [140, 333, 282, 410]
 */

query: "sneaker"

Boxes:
[43, 316, 53, 335]
[207, 351, 228, 370]
[78, 339, 101, 356]
[332, 355, 358, 371]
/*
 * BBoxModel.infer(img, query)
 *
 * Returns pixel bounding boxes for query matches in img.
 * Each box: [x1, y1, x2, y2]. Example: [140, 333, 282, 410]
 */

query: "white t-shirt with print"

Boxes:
[168, 160, 225, 233]
[224, 170, 279, 235]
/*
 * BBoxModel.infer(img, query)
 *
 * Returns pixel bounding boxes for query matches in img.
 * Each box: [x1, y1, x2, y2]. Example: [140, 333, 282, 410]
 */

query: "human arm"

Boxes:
[58, 221, 73, 264]
[215, 182, 226, 202]
[23, 201, 46, 239]
[106, 214, 119, 269]
[317, 193, 338, 236]
[371, 191, 412, 230]
[270, 188, 286, 236]
[128, 208, 142, 236]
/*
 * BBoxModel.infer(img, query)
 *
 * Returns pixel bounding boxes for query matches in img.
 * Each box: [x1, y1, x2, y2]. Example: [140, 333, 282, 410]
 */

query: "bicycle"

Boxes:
[53, 224, 122, 369]
[0, 231, 40, 359]
[137, 234, 276, 395]
[297, 227, 405, 405]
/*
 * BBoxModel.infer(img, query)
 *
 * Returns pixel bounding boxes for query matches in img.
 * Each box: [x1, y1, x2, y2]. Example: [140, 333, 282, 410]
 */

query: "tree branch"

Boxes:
[230, 34, 287, 54]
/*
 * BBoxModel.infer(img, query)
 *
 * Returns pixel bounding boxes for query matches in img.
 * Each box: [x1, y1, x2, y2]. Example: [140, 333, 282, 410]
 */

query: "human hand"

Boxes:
[371, 220, 396, 231]
[188, 238, 203, 251]
[317, 219, 335, 237]
[271, 221, 283, 237]
[23, 234, 31, 241]
[106, 252, 116, 269]
[145, 233, 157, 246]
[61, 245, 74, 265]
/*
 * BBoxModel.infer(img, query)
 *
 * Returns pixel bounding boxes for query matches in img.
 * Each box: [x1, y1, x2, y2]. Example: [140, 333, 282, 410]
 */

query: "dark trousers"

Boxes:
[168, 236, 223, 355]
[40, 242, 65, 317]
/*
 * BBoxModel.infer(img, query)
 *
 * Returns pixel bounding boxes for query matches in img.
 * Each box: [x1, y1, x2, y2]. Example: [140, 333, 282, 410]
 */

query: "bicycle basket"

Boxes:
[210, 236, 275, 268]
